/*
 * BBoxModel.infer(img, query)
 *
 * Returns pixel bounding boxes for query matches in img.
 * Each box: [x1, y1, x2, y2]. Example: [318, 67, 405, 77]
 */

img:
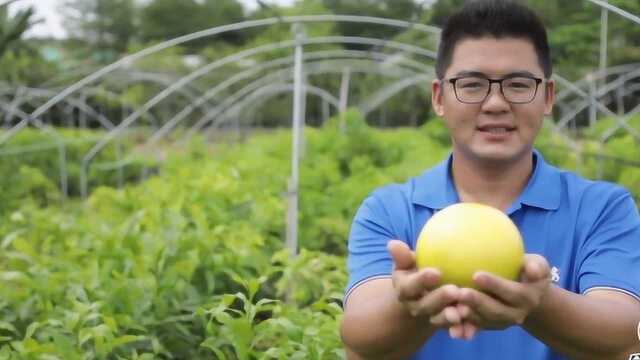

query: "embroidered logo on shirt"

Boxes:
[550, 266, 560, 283]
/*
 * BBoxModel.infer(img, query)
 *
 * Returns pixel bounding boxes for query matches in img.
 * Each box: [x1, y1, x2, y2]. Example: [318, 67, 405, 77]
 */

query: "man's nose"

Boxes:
[482, 83, 510, 110]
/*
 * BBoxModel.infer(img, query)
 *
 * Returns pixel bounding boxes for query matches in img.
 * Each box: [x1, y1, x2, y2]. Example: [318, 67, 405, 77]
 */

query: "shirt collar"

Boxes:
[412, 149, 561, 211]
[411, 154, 458, 210]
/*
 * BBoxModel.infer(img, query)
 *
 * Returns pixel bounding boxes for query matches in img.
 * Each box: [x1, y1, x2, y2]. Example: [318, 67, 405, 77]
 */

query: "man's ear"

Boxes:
[432, 79, 445, 117]
[544, 79, 555, 117]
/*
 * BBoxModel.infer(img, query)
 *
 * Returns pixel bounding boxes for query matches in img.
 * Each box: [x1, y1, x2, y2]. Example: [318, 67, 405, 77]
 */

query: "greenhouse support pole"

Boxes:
[339, 67, 351, 132]
[599, 5, 608, 81]
[286, 24, 305, 258]
[588, 74, 597, 128]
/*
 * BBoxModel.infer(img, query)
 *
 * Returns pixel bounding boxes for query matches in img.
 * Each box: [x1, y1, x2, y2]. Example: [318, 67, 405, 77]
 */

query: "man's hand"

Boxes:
[387, 240, 478, 340]
[456, 254, 552, 330]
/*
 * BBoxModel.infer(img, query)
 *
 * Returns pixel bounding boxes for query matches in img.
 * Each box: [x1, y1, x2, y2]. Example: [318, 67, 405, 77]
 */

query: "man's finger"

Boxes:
[462, 322, 478, 340]
[410, 284, 460, 317]
[395, 271, 429, 301]
[473, 271, 526, 306]
[459, 288, 523, 326]
[449, 324, 464, 339]
[429, 305, 462, 327]
[521, 254, 550, 283]
[388, 240, 415, 270]
[457, 303, 483, 326]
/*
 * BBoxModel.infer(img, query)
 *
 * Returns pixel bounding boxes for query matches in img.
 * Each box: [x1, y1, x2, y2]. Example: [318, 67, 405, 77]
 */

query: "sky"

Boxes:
[9, 0, 297, 39]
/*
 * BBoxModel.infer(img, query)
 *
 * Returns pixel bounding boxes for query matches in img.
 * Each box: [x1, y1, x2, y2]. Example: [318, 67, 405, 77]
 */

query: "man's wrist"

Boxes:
[523, 281, 555, 329]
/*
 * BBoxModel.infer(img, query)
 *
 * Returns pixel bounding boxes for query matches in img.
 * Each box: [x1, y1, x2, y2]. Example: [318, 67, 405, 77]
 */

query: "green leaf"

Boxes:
[0, 272, 25, 282]
[224, 317, 253, 360]
[0, 322, 17, 335]
[1, 229, 24, 249]
[201, 337, 227, 359]
[112, 335, 144, 348]
[23, 322, 39, 340]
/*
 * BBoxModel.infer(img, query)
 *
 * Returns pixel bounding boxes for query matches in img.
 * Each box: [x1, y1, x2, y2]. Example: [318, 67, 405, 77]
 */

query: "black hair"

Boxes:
[435, 0, 552, 79]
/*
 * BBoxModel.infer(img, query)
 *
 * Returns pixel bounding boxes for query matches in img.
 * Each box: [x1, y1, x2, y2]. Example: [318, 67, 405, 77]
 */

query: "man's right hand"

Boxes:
[387, 239, 478, 340]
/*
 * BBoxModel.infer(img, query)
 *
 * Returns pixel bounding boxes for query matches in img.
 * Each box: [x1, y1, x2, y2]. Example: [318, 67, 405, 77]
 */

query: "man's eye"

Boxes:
[506, 78, 534, 89]
[459, 81, 485, 89]
[508, 82, 531, 88]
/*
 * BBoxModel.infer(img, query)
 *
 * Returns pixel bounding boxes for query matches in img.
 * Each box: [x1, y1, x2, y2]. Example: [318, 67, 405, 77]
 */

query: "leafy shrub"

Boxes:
[0, 128, 155, 215]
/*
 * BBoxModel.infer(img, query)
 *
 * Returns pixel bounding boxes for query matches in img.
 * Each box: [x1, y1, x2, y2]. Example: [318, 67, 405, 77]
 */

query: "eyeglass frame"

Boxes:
[443, 73, 546, 104]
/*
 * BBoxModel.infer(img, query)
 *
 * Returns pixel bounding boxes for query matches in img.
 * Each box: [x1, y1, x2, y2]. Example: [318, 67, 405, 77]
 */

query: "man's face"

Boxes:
[432, 37, 555, 165]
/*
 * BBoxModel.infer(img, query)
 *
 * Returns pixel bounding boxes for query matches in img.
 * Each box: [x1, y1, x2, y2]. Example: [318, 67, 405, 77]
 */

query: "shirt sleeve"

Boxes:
[577, 186, 640, 301]
[344, 190, 398, 304]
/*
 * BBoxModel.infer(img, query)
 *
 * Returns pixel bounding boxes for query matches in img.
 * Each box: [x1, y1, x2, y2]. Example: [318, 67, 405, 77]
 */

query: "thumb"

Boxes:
[522, 254, 550, 282]
[387, 240, 416, 271]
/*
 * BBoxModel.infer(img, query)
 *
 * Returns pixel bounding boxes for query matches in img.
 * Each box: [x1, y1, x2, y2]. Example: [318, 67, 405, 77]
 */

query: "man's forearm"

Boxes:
[523, 286, 640, 359]
[341, 291, 437, 359]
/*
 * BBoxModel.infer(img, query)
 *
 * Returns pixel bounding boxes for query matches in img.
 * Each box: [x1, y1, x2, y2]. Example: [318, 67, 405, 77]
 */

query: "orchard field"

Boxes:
[1, 110, 639, 359]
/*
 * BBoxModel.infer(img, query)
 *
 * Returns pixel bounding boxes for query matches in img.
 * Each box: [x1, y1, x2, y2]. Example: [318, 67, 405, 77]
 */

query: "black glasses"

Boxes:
[446, 75, 544, 104]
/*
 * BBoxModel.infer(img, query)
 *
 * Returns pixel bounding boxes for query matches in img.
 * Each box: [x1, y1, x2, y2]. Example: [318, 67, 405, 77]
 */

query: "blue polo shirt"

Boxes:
[345, 150, 640, 360]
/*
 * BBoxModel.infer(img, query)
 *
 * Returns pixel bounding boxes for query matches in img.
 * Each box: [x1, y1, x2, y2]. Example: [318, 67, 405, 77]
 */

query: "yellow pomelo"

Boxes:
[415, 202, 524, 288]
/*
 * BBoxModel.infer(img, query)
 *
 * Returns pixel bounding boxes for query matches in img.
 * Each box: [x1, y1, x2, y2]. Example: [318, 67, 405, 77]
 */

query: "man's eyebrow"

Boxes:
[452, 70, 539, 78]
[453, 70, 486, 78]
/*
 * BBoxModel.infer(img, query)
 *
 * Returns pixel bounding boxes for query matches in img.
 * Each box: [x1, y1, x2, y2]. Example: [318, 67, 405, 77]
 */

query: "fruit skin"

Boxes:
[415, 202, 525, 289]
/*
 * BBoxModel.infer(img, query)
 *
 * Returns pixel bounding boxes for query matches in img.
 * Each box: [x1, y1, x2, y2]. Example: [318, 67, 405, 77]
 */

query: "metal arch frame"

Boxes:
[89, 34, 434, 146]
[214, 83, 340, 131]
[0, 88, 115, 144]
[202, 61, 420, 137]
[176, 37, 434, 140]
[0, 69, 206, 126]
[230, 63, 433, 127]
[555, 65, 640, 142]
[78, 87, 165, 134]
[28, 15, 440, 123]
[106, 55, 432, 182]
[74, 71, 210, 127]
[553, 70, 640, 141]
[2, 85, 27, 126]
[555, 64, 640, 104]
[143, 48, 431, 149]
[221, 64, 433, 128]
[591, 68, 640, 99]
[585, 0, 640, 127]
[10, 6, 631, 144]
[103, 70, 215, 108]
[587, 0, 640, 25]
[77, 35, 437, 197]
[553, 74, 640, 140]
[21, 3, 631, 128]
[359, 73, 435, 117]
[0, 71, 210, 137]
[182, 57, 430, 144]
[599, 102, 640, 143]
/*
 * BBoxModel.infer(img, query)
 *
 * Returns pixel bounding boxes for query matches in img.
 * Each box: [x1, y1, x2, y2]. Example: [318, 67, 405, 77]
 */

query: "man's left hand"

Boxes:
[450, 254, 552, 337]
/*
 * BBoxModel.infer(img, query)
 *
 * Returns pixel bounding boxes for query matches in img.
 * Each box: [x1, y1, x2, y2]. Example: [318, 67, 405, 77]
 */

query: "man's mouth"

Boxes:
[477, 125, 516, 134]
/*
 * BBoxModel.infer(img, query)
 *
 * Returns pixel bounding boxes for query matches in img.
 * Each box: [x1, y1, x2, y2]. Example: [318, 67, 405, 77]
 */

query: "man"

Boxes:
[340, 1, 640, 359]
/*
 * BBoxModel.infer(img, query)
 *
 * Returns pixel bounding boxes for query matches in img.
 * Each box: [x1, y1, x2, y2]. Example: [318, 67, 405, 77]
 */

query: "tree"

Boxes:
[0, 0, 37, 58]
[60, 0, 137, 58]
[425, 0, 465, 27]
[321, 0, 422, 45]
[139, 0, 245, 49]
